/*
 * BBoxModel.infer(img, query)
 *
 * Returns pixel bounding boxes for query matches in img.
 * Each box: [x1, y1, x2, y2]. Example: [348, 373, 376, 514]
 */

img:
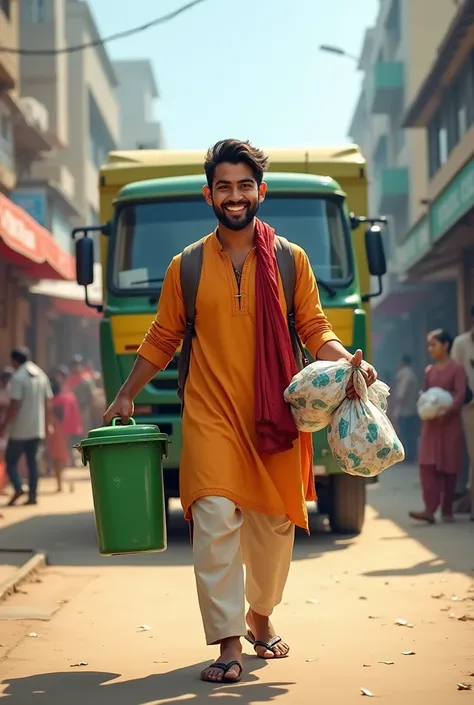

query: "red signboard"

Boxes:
[0, 192, 75, 281]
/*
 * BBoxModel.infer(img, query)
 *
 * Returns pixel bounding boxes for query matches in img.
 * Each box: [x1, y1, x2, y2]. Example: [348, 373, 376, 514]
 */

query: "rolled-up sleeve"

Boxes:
[137, 255, 186, 370]
[292, 245, 340, 359]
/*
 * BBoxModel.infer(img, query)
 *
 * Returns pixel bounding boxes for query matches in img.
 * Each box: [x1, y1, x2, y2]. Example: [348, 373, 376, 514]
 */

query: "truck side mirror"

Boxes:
[365, 226, 386, 277]
[362, 226, 387, 302]
[76, 236, 94, 286]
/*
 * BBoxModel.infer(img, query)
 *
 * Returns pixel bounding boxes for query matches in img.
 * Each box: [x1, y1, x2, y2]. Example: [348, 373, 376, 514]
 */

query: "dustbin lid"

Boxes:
[80, 418, 168, 448]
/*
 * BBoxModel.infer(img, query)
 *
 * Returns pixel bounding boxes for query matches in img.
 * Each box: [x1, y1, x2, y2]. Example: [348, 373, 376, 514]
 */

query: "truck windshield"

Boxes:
[111, 195, 352, 291]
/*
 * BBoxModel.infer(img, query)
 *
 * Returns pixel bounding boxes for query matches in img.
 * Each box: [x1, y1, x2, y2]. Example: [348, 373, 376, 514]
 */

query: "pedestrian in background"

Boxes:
[0, 368, 13, 495]
[451, 305, 474, 520]
[393, 355, 419, 463]
[47, 379, 72, 492]
[410, 330, 467, 524]
[66, 355, 96, 435]
[0, 348, 53, 506]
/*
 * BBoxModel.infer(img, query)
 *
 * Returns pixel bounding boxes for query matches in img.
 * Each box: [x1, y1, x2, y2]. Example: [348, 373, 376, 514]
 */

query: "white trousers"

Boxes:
[191, 496, 295, 646]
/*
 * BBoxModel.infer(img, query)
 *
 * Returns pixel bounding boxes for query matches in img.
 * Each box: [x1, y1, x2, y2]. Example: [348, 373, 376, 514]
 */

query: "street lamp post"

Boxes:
[319, 44, 359, 63]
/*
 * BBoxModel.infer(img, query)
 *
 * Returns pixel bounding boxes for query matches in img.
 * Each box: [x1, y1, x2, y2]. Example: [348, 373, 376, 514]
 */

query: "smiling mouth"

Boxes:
[224, 204, 247, 214]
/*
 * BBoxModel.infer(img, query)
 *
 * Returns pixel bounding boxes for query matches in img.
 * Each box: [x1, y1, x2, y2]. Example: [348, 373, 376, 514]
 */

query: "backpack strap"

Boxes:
[177, 240, 204, 404]
[275, 236, 308, 370]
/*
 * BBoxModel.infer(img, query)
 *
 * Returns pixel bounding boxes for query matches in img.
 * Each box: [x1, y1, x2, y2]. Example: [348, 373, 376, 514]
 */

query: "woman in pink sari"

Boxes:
[410, 329, 467, 524]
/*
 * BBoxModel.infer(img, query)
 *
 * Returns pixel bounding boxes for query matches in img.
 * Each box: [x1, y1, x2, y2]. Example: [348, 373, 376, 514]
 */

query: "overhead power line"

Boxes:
[0, 0, 206, 55]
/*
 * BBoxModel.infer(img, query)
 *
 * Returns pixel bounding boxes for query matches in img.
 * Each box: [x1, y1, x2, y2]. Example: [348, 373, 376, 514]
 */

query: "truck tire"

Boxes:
[328, 474, 366, 535]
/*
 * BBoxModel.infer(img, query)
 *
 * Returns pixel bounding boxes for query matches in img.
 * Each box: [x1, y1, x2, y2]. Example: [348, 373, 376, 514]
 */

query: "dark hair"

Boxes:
[11, 347, 30, 366]
[204, 139, 269, 188]
[50, 378, 61, 396]
[470, 304, 474, 318]
[428, 328, 454, 352]
[55, 365, 69, 378]
[402, 354, 412, 366]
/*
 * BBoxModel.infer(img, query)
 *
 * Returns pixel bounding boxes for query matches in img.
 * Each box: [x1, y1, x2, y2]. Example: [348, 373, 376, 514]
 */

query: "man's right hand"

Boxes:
[103, 393, 134, 426]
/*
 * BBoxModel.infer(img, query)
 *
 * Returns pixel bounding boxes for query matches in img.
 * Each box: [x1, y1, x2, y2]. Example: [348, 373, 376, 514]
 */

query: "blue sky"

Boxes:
[88, 0, 378, 150]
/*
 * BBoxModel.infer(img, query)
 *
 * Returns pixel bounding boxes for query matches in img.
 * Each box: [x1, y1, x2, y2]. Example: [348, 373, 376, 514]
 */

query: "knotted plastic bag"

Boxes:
[417, 387, 453, 421]
[284, 359, 390, 433]
[327, 366, 404, 478]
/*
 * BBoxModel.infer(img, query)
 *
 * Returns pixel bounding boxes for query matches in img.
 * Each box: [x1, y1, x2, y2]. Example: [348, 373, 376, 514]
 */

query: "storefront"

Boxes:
[401, 1, 474, 334]
[0, 191, 75, 370]
[29, 264, 102, 372]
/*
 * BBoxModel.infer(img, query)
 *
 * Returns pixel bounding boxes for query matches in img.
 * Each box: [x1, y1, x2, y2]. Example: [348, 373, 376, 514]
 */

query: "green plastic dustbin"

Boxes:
[77, 418, 169, 556]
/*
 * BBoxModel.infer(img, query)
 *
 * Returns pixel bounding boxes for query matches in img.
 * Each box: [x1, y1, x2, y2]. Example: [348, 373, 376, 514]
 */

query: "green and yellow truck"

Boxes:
[73, 146, 387, 534]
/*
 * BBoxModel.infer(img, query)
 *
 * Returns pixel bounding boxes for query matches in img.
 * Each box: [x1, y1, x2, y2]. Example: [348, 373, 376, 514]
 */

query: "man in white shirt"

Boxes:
[0, 348, 53, 506]
[393, 355, 419, 464]
[451, 305, 474, 520]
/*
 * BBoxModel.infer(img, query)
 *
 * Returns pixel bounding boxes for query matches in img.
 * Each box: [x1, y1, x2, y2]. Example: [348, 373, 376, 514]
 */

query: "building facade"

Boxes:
[113, 59, 164, 150]
[6, 0, 120, 372]
[0, 0, 76, 371]
[402, 0, 474, 335]
[348, 0, 460, 377]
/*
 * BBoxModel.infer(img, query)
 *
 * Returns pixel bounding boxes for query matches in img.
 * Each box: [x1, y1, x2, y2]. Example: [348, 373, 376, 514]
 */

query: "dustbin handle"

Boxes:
[111, 417, 136, 427]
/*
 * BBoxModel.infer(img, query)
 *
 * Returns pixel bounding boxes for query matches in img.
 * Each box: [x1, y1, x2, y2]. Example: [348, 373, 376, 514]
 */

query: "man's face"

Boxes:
[203, 162, 267, 231]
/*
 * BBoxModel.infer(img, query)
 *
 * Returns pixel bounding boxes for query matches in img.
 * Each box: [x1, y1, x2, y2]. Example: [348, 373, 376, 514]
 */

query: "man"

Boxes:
[66, 355, 96, 435]
[393, 355, 419, 464]
[104, 139, 377, 683]
[451, 306, 474, 520]
[0, 348, 53, 506]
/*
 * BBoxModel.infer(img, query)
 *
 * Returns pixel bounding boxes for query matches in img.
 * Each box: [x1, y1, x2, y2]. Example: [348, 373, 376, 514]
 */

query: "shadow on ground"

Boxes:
[0, 504, 353, 568]
[364, 463, 474, 579]
[1, 660, 291, 705]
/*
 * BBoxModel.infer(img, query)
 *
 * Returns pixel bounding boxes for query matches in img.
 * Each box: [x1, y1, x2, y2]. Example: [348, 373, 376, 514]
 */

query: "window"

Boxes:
[385, 0, 401, 60]
[0, 107, 13, 169]
[0, 0, 11, 19]
[88, 92, 116, 169]
[112, 196, 352, 292]
[428, 108, 450, 177]
[22, 0, 48, 23]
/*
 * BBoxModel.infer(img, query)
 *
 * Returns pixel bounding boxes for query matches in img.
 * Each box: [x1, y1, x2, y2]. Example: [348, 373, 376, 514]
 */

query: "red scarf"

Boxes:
[254, 219, 299, 454]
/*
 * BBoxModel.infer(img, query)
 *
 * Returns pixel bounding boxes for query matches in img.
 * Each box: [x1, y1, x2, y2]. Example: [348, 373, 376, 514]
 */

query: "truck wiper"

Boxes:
[129, 277, 165, 286]
[317, 279, 337, 298]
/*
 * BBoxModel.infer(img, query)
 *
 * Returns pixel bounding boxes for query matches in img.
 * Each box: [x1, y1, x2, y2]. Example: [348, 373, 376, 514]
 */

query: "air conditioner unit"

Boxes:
[18, 97, 50, 133]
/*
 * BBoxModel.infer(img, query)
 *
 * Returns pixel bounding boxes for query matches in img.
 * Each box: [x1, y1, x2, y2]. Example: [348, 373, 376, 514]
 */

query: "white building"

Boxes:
[347, 0, 460, 374]
[113, 59, 164, 150]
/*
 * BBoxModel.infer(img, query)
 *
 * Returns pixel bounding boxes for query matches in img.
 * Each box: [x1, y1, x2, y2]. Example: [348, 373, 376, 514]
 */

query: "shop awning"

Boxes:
[30, 263, 102, 319]
[0, 191, 75, 281]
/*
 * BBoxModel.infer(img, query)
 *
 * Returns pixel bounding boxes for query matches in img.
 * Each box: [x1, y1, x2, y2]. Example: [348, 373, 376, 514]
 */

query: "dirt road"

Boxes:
[1, 465, 473, 704]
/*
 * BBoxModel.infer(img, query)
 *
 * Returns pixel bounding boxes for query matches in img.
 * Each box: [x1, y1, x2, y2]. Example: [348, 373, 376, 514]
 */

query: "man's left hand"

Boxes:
[346, 349, 377, 400]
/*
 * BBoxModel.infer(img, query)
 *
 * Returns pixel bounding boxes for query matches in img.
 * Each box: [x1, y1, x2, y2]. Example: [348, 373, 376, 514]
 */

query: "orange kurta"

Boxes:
[138, 232, 340, 530]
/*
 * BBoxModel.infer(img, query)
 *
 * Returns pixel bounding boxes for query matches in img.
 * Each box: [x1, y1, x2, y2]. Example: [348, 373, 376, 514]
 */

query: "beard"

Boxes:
[212, 198, 259, 231]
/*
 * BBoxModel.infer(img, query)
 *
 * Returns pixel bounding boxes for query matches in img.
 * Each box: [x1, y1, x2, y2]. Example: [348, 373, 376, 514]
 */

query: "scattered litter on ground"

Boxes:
[378, 660, 394, 665]
[431, 593, 444, 599]
[395, 618, 414, 627]
[306, 599, 320, 604]
[363, 664, 371, 668]
[359, 596, 368, 600]
[457, 683, 472, 691]
[153, 660, 168, 664]
[306, 658, 318, 662]
[361, 688, 374, 697]
[401, 651, 416, 656]
[27, 633, 39, 638]
[137, 624, 152, 631]
[70, 662, 88, 667]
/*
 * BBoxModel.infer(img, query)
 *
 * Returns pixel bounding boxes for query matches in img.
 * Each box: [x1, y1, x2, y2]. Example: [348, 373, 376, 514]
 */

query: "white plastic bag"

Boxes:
[328, 396, 405, 478]
[417, 387, 453, 421]
[284, 360, 390, 433]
